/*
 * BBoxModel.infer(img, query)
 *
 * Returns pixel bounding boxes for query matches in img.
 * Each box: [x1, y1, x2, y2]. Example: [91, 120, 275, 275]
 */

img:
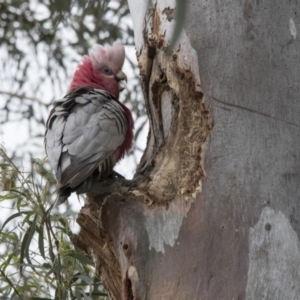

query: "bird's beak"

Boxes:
[115, 70, 128, 82]
[115, 70, 127, 91]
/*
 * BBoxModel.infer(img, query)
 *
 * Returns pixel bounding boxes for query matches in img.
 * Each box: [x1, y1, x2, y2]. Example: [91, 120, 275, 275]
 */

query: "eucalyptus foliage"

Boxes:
[0, 146, 109, 299]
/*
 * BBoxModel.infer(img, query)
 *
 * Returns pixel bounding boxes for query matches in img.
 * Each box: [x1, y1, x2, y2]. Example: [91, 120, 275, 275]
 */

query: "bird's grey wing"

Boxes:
[44, 88, 87, 172]
[45, 99, 70, 173]
[52, 89, 129, 189]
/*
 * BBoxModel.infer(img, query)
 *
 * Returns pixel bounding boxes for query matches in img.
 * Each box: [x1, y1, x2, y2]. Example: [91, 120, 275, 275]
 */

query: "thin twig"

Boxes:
[0, 148, 36, 196]
[0, 90, 50, 106]
[0, 268, 23, 300]
[44, 217, 63, 300]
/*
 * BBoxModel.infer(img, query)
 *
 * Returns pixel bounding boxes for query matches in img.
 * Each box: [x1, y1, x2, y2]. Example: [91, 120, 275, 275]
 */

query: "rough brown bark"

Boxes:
[72, 1, 300, 299]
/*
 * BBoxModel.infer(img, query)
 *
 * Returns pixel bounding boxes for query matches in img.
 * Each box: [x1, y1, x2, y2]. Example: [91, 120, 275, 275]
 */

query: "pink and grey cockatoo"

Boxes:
[45, 41, 134, 204]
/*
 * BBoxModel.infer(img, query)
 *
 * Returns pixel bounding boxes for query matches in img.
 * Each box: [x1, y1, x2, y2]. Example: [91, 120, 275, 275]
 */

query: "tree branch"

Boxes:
[0, 90, 50, 106]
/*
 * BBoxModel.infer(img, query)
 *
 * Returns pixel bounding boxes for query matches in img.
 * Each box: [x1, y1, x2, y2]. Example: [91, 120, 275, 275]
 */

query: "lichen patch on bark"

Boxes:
[144, 196, 192, 253]
[246, 207, 300, 299]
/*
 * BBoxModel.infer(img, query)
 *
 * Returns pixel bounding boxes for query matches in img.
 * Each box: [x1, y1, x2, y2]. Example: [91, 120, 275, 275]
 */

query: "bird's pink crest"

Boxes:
[89, 40, 125, 74]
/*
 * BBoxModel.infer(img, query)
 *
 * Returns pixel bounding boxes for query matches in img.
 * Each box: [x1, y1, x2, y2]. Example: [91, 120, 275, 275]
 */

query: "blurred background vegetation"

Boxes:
[0, 0, 146, 299]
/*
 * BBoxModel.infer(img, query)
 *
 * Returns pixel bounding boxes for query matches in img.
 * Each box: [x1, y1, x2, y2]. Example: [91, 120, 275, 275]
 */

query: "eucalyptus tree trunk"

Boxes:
[71, 0, 300, 299]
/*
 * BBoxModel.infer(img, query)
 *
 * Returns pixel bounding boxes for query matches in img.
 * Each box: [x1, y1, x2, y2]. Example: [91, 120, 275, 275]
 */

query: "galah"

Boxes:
[45, 41, 134, 204]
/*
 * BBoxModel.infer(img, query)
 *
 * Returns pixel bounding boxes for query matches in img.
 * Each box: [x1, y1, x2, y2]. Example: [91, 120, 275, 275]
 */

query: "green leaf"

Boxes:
[79, 290, 93, 300]
[42, 263, 52, 269]
[0, 285, 10, 292]
[0, 211, 31, 231]
[22, 211, 36, 225]
[28, 297, 53, 300]
[46, 264, 65, 275]
[37, 225, 46, 259]
[0, 194, 17, 200]
[1, 253, 16, 272]
[0, 163, 11, 168]
[76, 288, 81, 300]
[20, 215, 38, 274]
[16, 284, 41, 293]
[76, 274, 93, 284]
[19, 263, 47, 270]
[68, 253, 93, 266]
[0, 231, 19, 242]
[54, 226, 69, 234]
[58, 217, 67, 227]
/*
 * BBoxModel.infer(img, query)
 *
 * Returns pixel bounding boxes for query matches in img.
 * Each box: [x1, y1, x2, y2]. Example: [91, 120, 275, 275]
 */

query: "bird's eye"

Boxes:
[101, 67, 113, 75]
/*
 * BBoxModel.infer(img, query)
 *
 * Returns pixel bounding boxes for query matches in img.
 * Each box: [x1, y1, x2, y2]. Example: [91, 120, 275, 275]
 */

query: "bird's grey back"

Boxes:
[45, 87, 129, 203]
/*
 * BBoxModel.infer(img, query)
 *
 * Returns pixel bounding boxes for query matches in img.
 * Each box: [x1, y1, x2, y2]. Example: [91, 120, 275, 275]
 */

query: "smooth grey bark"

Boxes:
[182, 1, 300, 299]
[73, 1, 300, 299]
